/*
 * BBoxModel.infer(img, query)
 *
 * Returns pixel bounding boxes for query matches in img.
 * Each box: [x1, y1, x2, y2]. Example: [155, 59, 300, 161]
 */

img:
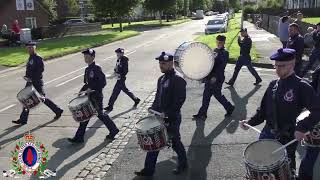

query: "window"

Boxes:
[25, 17, 37, 29]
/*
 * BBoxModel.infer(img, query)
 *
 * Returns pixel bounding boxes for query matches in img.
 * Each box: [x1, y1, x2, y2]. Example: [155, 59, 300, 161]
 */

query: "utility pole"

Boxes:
[240, 0, 244, 29]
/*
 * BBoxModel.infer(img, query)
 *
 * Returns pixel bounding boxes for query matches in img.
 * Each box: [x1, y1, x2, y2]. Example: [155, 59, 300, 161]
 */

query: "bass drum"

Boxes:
[174, 42, 216, 81]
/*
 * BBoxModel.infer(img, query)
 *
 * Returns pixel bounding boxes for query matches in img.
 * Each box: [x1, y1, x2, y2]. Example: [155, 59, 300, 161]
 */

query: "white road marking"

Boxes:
[55, 74, 84, 87]
[44, 67, 86, 85]
[0, 104, 16, 113]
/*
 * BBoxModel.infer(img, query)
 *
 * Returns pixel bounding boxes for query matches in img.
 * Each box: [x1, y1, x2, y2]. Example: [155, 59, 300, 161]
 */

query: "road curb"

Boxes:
[74, 91, 156, 180]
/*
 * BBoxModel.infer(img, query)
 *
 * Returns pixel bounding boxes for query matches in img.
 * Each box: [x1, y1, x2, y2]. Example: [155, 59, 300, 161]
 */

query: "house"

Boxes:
[285, 0, 320, 9]
[0, 0, 50, 29]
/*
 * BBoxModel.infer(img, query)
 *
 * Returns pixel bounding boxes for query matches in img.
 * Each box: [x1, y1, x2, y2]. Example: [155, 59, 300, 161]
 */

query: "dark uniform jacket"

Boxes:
[114, 56, 129, 80]
[151, 69, 186, 120]
[248, 74, 320, 135]
[313, 30, 320, 49]
[25, 54, 44, 86]
[287, 34, 304, 62]
[205, 47, 229, 83]
[81, 62, 106, 95]
[238, 36, 252, 56]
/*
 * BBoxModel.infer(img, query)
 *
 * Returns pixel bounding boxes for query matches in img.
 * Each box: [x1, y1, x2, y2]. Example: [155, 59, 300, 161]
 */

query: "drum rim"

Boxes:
[243, 139, 288, 170]
[68, 95, 90, 107]
[173, 41, 215, 80]
[136, 115, 164, 133]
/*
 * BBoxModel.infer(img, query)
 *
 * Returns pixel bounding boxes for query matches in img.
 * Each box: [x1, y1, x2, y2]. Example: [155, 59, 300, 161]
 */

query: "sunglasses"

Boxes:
[274, 63, 294, 68]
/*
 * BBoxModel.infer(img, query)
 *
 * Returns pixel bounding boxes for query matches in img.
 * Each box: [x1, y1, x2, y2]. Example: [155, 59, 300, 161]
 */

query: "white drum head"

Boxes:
[175, 42, 214, 80]
[69, 95, 89, 108]
[17, 86, 37, 99]
[244, 140, 285, 167]
[136, 116, 162, 132]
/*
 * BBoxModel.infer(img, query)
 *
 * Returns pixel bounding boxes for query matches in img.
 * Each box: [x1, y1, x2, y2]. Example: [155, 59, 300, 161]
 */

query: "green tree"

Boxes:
[66, 0, 80, 16]
[143, 0, 176, 24]
[38, 0, 58, 22]
[92, 0, 140, 32]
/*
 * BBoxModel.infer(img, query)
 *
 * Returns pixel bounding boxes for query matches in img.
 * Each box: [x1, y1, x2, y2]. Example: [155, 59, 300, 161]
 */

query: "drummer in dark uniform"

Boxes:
[193, 35, 235, 120]
[286, 23, 304, 76]
[225, 28, 262, 86]
[240, 48, 320, 174]
[68, 48, 119, 143]
[298, 65, 320, 180]
[134, 52, 188, 176]
[104, 48, 140, 112]
[13, 41, 63, 125]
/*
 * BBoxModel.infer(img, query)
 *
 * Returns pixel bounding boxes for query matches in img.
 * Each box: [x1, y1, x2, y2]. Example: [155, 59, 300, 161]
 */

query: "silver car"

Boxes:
[205, 19, 227, 34]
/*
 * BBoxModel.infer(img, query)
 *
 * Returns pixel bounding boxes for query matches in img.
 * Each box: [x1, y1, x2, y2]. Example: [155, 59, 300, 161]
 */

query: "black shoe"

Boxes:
[12, 120, 27, 125]
[172, 164, 188, 175]
[54, 109, 63, 120]
[106, 129, 119, 140]
[225, 82, 234, 86]
[254, 79, 262, 85]
[104, 106, 113, 112]
[67, 138, 84, 144]
[134, 98, 141, 107]
[134, 169, 154, 177]
[225, 105, 235, 117]
[192, 114, 207, 119]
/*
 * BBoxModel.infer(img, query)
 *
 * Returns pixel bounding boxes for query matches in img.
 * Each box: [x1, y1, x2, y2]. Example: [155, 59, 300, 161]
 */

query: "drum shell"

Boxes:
[17, 85, 41, 109]
[136, 116, 169, 152]
[174, 42, 215, 81]
[68, 95, 96, 123]
[243, 139, 292, 180]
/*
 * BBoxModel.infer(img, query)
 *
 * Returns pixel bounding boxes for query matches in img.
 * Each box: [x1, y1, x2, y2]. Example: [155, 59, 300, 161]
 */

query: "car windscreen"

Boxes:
[207, 20, 224, 25]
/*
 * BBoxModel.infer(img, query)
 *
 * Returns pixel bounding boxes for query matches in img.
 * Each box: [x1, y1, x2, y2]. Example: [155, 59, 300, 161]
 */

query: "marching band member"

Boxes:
[134, 52, 188, 176]
[13, 41, 63, 125]
[298, 64, 320, 180]
[104, 48, 140, 112]
[240, 48, 320, 175]
[225, 28, 262, 86]
[68, 48, 119, 144]
[193, 35, 235, 120]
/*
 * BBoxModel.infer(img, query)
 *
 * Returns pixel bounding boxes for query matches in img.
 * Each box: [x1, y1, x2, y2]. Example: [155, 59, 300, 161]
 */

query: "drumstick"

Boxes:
[244, 123, 261, 134]
[272, 132, 310, 154]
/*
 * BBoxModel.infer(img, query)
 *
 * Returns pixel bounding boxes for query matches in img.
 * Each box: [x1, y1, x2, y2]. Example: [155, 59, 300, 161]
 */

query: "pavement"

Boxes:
[243, 21, 281, 69]
[0, 16, 310, 180]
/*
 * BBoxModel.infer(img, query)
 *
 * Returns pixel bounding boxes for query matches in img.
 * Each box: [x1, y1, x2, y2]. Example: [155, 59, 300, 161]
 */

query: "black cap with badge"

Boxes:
[82, 48, 95, 57]
[155, 52, 174, 62]
[270, 48, 296, 61]
[240, 28, 247, 32]
[115, 48, 124, 53]
[216, 35, 226, 42]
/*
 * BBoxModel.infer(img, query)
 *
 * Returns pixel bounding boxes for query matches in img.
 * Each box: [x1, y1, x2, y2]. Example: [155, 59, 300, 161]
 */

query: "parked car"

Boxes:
[205, 18, 227, 34]
[63, 19, 86, 25]
[195, 10, 204, 19]
[205, 11, 214, 16]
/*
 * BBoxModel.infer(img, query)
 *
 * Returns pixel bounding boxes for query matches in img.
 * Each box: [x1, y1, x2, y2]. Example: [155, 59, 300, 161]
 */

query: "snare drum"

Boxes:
[244, 139, 292, 180]
[17, 85, 42, 109]
[174, 42, 216, 81]
[297, 110, 320, 147]
[136, 115, 168, 152]
[68, 95, 96, 123]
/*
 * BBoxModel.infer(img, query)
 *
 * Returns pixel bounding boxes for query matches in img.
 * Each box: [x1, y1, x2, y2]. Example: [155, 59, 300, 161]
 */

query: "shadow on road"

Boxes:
[225, 85, 261, 134]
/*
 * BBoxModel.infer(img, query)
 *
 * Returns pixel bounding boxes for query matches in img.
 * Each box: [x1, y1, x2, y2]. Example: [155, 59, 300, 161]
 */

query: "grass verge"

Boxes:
[0, 30, 139, 67]
[102, 18, 191, 30]
[195, 13, 259, 63]
[303, 17, 320, 25]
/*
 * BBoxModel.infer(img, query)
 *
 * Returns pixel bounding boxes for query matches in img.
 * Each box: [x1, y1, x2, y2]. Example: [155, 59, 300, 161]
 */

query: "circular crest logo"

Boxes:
[11, 132, 48, 176]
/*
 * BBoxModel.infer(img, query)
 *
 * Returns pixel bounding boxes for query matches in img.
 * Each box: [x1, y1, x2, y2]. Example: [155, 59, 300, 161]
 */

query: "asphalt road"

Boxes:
[0, 17, 307, 180]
